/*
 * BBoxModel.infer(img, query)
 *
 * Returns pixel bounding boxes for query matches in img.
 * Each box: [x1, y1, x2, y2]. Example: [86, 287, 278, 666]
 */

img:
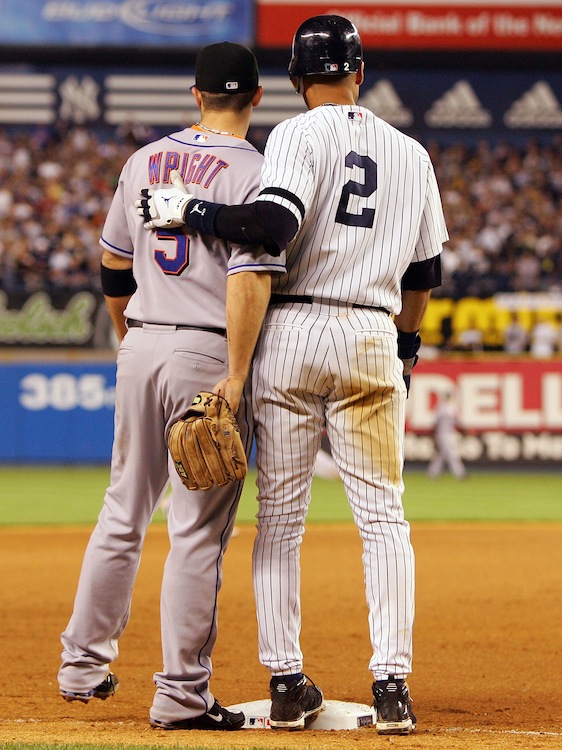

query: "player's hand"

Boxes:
[135, 170, 193, 230]
[211, 375, 245, 415]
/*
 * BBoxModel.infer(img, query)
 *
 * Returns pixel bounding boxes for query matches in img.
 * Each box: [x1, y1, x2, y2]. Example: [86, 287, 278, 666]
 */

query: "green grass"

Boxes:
[0, 747, 294, 750]
[0, 748, 228, 750]
[0, 465, 561, 526]
[404, 470, 562, 521]
[0, 746, 287, 750]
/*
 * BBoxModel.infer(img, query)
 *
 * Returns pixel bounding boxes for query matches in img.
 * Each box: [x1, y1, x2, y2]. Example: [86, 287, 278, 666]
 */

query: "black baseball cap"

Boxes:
[195, 42, 259, 94]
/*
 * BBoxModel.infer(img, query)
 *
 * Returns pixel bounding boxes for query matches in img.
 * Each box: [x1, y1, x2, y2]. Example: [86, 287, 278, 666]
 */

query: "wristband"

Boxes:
[184, 199, 222, 236]
[397, 330, 421, 362]
[100, 263, 137, 297]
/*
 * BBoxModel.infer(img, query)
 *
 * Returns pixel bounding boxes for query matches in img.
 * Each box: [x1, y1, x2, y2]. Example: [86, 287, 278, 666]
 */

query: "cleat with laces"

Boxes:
[269, 673, 324, 730]
[372, 676, 416, 735]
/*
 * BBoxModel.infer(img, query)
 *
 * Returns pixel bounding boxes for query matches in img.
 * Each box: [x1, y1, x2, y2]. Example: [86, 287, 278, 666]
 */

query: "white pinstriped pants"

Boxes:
[251, 301, 415, 680]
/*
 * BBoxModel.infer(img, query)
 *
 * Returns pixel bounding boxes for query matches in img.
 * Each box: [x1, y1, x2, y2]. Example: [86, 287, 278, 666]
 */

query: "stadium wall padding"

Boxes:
[1, 358, 560, 465]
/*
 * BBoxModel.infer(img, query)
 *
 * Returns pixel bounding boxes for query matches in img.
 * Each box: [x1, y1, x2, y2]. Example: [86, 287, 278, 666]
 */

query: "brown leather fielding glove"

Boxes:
[167, 391, 247, 491]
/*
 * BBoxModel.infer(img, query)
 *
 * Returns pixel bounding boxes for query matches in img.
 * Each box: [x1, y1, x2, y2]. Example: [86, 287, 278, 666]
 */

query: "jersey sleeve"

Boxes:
[255, 117, 314, 231]
[98, 165, 134, 258]
[227, 243, 287, 277]
[225, 149, 288, 275]
[412, 160, 449, 262]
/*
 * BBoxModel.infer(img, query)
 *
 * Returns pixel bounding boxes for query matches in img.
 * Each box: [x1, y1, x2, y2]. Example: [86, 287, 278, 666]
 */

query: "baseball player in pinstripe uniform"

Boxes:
[58, 43, 285, 730]
[138, 15, 448, 735]
[428, 391, 467, 479]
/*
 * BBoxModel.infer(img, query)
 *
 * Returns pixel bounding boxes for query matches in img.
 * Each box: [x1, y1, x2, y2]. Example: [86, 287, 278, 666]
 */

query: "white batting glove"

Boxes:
[135, 170, 193, 230]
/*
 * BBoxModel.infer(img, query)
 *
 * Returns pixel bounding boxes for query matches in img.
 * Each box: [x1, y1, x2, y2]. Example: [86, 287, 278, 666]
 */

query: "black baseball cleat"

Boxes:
[150, 700, 245, 731]
[372, 676, 416, 735]
[269, 673, 324, 730]
[60, 672, 119, 704]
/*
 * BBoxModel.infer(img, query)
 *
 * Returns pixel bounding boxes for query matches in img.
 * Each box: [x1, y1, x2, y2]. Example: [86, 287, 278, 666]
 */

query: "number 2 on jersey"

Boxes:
[153, 229, 189, 275]
[335, 152, 377, 228]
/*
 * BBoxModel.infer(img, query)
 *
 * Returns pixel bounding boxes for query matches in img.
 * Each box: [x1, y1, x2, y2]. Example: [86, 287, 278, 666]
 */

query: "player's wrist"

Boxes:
[397, 330, 421, 397]
[183, 199, 222, 235]
[397, 330, 421, 362]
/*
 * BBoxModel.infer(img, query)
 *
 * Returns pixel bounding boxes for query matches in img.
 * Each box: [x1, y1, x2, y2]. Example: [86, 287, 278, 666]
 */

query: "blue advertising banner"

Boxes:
[0, 360, 260, 466]
[0, 362, 116, 462]
[0, 0, 253, 47]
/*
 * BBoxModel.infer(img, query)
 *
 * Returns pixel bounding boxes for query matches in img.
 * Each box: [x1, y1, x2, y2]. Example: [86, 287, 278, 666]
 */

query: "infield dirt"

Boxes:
[1, 522, 561, 749]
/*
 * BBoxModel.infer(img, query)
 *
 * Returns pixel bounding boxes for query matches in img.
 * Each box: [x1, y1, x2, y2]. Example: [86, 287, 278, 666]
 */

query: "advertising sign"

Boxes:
[0, 292, 113, 348]
[0, 362, 116, 462]
[407, 359, 562, 464]
[1, 358, 561, 464]
[0, 0, 253, 47]
[257, 1, 562, 51]
[1, 66, 561, 136]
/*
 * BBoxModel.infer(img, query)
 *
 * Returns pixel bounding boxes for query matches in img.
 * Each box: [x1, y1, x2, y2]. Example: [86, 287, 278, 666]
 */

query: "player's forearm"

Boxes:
[104, 295, 131, 341]
[394, 289, 431, 333]
[395, 289, 429, 396]
[226, 271, 272, 382]
[136, 171, 298, 254]
[100, 250, 135, 342]
[183, 200, 297, 256]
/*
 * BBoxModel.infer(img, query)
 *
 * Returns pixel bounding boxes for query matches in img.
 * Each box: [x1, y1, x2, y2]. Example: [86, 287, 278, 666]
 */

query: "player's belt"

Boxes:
[269, 294, 390, 315]
[126, 319, 226, 336]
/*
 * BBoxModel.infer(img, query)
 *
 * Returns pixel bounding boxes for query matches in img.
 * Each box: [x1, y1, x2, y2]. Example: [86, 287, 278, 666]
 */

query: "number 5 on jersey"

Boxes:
[153, 228, 189, 275]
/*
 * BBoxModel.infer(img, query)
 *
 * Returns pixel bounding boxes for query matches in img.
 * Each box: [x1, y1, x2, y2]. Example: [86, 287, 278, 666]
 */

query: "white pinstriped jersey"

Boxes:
[256, 105, 448, 313]
[100, 127, 285, 329]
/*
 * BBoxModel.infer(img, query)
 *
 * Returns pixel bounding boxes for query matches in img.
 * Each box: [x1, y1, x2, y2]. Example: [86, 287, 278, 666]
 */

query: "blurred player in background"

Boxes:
[530, 314, 558, 358]
[313, 431, 340, 481]
[427, 391, 466, 480]
[503, 311, 528, 354]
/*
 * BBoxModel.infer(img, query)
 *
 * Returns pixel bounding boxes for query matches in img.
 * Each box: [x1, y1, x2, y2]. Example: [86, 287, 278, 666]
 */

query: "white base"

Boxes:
[227, 699, 375, 730]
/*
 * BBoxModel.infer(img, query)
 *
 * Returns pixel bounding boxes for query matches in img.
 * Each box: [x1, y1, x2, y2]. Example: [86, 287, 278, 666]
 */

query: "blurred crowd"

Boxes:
[0, 124, 561, 353]
[429, 137, 562, 299]
[0, 124, 138, 296]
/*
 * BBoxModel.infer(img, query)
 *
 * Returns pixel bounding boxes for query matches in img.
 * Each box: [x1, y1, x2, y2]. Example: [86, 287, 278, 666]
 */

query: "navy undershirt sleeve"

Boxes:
[401, 256, 442, 290]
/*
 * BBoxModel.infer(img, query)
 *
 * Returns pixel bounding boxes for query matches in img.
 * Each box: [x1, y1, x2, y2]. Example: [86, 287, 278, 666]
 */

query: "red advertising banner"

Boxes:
[257, 2, 562, 51]
[406, 359, 562, 463]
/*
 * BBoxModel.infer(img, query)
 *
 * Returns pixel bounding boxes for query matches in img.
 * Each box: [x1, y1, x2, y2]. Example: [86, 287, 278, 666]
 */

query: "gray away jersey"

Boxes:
[100, 127, 285, 329]
[257, 105, 448, 314]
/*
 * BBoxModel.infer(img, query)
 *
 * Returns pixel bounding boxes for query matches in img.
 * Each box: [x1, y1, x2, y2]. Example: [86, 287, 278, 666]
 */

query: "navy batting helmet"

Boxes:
[288, 15, 363, 78]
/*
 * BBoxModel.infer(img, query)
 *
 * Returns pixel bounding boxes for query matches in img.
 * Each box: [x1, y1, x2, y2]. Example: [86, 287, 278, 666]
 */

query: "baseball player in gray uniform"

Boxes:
[137, 16, 448, 735]
[58, 42, 285, 730]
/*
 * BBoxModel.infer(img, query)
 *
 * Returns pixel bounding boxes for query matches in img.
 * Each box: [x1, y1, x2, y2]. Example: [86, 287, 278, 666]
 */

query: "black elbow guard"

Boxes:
[100, 263, 137, 297]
